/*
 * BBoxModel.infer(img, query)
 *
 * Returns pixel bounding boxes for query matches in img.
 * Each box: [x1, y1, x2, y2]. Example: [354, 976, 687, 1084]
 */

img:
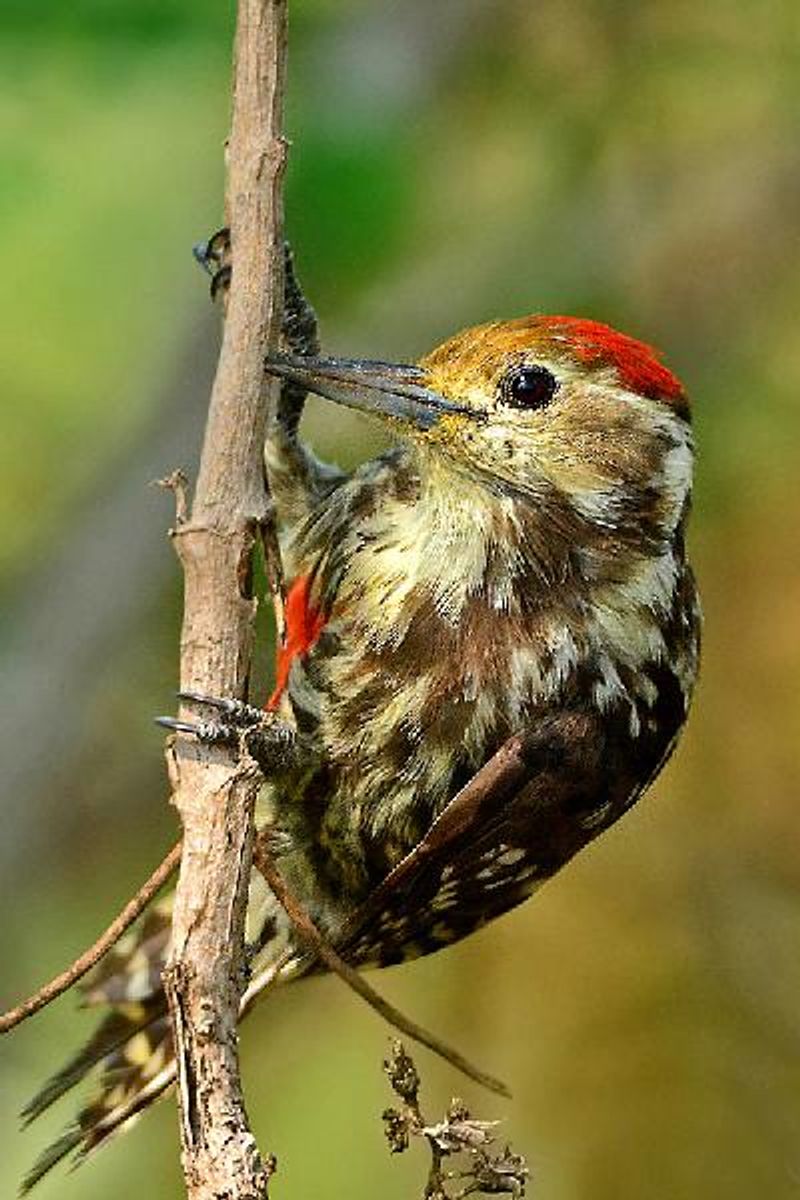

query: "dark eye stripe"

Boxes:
[501, 365, 558, 411]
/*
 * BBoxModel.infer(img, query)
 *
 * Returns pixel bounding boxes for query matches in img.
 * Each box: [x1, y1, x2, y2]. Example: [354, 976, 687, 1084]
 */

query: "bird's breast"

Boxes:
[278, 460, 699, 889]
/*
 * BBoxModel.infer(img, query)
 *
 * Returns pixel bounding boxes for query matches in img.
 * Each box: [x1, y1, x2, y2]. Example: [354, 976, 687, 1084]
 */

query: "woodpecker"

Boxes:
[21, 258, 700, 1190]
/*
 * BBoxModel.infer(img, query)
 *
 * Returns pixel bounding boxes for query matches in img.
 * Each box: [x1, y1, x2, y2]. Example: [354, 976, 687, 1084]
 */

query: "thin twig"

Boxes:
[251, 843, 510, 1099]
[383, 1042, 528, 1199]
[0, 841, 181, 1035]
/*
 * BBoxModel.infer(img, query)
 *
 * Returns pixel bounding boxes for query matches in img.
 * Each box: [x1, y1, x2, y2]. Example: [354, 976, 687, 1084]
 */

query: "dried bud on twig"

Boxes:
[382, 1041, 530, 1200]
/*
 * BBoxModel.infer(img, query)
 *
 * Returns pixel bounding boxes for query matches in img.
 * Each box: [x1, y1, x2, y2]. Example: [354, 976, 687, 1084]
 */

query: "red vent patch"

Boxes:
[267, 573, 326, 710]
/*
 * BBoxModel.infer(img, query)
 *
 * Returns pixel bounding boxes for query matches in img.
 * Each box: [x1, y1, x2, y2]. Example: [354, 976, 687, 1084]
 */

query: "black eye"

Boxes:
[502, 365, 558, 411]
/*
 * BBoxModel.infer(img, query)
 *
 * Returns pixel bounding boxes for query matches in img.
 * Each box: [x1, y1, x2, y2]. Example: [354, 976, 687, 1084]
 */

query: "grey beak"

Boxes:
[265, 352, 471, 430]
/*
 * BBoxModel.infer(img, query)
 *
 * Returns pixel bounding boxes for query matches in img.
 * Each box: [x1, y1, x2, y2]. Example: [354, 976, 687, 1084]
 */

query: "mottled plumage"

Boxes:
[22, 286, 699, 1190]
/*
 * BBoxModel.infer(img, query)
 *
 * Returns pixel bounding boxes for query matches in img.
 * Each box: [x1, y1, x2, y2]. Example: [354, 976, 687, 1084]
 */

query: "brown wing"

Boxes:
[336, 700, 681, 967]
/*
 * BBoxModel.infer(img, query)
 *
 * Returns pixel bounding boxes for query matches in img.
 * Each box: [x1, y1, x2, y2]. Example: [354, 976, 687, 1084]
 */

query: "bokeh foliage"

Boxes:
[1, 1, 799, 1198]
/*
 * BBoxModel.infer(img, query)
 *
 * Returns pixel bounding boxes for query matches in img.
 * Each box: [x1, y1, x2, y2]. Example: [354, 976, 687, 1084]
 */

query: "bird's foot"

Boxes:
[156, 690, 296, 775]
[192, 227, 231, 300]
[192, 231, 317, 344]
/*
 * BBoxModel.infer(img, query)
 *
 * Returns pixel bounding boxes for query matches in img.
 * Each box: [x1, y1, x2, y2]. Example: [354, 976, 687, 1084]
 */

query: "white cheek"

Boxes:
[626, 395, 694, 518]
[659, 438, 694, 515]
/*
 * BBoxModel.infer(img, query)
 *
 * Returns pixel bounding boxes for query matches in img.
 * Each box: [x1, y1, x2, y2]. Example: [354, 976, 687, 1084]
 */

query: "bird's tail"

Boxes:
[19, 899, 178, 1193]
[21, 866, 301, 1195]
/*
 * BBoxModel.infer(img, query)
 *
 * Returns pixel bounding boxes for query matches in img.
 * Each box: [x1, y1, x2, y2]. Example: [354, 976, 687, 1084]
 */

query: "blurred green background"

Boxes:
[2, 1, 799, 1197]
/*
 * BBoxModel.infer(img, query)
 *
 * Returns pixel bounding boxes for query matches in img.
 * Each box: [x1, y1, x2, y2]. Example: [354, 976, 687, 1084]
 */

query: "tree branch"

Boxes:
[0, 841, 181, 1035]
[161, 3, 288, 1197]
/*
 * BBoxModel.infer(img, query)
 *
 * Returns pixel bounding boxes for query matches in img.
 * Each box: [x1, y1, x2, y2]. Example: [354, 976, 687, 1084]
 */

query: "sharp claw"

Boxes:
[192, 240, 215, 274]
[176, 691, 264, 726]
[176, 689, 230, 708]
[157, 702, 296, 773]
[155, 716, 201, 734]
[193, 227, 230, 274]
[210, 265, 231, 301]
[154, 715, 235, 743]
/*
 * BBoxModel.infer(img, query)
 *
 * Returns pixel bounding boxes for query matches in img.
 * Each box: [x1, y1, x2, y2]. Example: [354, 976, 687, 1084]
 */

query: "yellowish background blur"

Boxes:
[2, 2, 799, 1197]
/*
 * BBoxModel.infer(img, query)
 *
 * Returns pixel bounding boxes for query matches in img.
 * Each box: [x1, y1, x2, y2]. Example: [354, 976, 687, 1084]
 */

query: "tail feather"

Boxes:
[21, 899, 173, 1127]
[20, 1053, 177, 1196]
[20, 895, 177, 1193]
[20, 1005, 174, 1193]
[20, 884, 297, 1192]
[21, 1004, 162, 1125]
[81, 899, 172, 1007]
[20, 1125, 85, 1196]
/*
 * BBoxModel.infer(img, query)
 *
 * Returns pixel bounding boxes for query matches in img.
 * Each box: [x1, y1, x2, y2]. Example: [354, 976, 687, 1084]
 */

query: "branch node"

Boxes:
[154, 468, 191, 526]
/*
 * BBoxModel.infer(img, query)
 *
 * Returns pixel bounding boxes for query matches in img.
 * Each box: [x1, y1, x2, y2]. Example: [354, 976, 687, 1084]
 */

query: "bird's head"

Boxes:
[267, 315, 692, 550]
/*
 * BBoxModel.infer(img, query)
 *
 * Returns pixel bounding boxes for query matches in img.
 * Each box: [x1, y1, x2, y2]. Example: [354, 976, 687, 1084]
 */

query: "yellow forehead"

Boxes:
[418, 317, 554, 399]
[417, 315, 689, 417]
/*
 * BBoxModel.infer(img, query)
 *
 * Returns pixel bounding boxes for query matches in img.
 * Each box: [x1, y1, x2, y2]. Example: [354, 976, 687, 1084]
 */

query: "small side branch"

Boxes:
[383, 1042, 529, 1200]
[0, 842, 181, 1035]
